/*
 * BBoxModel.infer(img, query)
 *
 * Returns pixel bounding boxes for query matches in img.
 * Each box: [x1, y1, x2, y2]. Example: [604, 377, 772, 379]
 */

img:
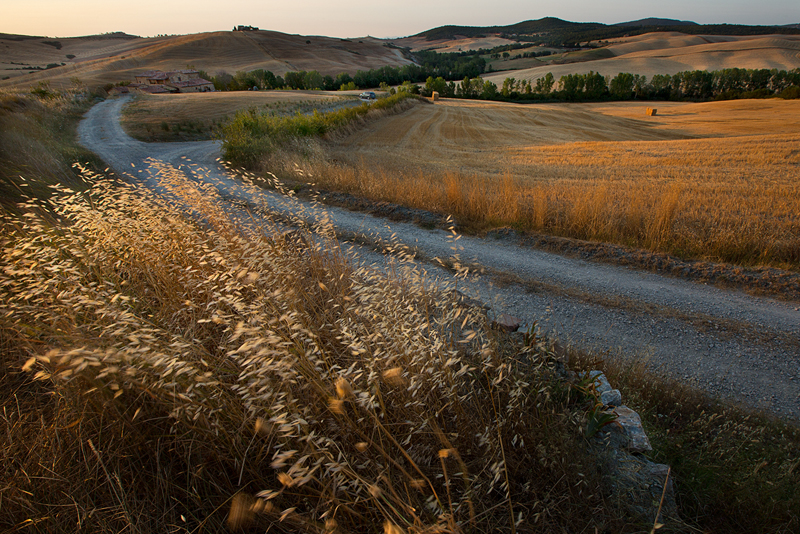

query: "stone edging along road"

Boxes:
[78, 96, 800, 420]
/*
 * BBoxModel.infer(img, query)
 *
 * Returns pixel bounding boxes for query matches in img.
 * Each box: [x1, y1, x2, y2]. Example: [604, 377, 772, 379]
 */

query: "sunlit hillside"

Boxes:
[0, 30, 413, 89]
[483, 32, 800, 85]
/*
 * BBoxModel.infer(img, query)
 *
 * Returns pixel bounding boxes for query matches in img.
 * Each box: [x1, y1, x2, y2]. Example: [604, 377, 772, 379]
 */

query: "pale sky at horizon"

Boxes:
[2, 0, 799, 39]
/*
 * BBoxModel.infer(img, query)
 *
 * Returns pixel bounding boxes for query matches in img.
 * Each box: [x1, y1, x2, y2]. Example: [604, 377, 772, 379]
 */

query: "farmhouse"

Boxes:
[131, 69, 214, 94]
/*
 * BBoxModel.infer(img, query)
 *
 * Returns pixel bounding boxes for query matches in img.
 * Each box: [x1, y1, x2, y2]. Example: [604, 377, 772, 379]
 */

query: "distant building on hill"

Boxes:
[234, 25, 259, 31]
[130, 69, 214, 94]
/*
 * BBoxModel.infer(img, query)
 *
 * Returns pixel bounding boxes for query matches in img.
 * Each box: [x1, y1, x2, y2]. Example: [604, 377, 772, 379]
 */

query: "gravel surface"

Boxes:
[79, 96, 800, 420]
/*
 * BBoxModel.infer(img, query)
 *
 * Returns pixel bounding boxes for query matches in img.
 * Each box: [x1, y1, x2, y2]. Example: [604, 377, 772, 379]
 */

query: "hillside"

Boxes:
[399, 16, 800, 45]
[0, 30, 413, 89]
[3, 18, 800, 92]
[615, 18, 699, 27]
[483, 32, 800, 86]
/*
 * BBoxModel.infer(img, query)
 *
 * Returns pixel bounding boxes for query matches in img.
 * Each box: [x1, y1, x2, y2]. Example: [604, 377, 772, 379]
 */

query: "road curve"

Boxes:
[78, 96, 800, 420]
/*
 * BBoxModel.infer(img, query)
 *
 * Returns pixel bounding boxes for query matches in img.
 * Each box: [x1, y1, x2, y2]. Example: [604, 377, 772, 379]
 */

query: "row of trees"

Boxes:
[550, 68, 800, 101]
[440, 68, 800, 102]
[200, 65, 800, 104]
[200, 47, 488, 92]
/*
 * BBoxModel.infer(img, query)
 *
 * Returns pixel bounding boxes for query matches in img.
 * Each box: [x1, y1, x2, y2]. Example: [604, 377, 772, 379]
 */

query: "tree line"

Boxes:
[200, 65, 799, 103]
[198, 48, 486, 92]
[549, 68, 800, 101]
[421, 68, 800, 102]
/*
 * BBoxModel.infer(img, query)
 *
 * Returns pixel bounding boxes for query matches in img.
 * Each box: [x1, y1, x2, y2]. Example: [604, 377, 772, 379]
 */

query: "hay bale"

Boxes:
[432, 91, 439, 102]
[646, 107, 658, 116]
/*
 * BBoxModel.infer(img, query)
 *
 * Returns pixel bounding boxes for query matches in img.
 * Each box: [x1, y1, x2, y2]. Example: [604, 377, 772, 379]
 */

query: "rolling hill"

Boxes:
[482, 32, 800, 86]
[2, 18, 800, 92]
[0, 30, 414, 89]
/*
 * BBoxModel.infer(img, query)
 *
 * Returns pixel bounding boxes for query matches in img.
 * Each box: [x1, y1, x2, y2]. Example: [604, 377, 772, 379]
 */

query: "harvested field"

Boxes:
[484, 32, 800, 86]
[309, 98, 800, 267]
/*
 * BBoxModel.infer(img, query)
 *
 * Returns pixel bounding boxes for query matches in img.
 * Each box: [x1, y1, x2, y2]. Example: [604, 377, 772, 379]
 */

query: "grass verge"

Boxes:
[220, 92, 423, 170]
[573, 350, 800, 534]
[0, 88, 104, 211]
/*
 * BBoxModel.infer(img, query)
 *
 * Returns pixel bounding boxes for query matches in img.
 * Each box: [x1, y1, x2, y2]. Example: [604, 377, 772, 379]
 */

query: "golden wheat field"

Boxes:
[116, 91, 800, 266]
[313, 97, 800, 266]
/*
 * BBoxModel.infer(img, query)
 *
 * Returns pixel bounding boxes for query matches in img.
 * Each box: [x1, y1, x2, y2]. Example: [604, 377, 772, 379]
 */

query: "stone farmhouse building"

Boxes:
[131, 69, 214, 94]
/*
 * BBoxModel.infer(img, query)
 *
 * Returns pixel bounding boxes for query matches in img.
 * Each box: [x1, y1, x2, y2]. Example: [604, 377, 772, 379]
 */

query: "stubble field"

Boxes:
[319, 97, 800, 268]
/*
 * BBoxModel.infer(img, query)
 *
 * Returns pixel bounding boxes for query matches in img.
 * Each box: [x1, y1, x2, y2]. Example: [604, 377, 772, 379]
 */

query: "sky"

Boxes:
[2, 0, 799, 39]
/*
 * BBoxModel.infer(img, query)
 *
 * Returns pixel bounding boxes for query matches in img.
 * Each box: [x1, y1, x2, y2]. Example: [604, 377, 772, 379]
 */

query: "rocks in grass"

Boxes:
[608, 405, 652, 453]
[591, 430, 680, 527]
[600, 388, 623, 406]
[492, 313, 522, 332]
[579, 370, 681, 527]
[584, 370, 623, 407]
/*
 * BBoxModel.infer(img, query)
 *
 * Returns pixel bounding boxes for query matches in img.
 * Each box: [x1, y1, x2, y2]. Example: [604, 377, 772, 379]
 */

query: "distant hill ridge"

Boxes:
[615, 18, 698, 27]
[412, 16, 800, 43]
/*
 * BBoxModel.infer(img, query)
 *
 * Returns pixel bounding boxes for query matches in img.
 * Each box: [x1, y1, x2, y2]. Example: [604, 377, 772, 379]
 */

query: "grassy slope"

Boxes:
[119, 91, 358, 142]
[0, 31, 413, 91]
[0, 89, 105, 211]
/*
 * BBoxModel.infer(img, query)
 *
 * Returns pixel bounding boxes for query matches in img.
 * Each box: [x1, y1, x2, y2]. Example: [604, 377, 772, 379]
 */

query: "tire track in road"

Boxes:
[78, 95, 800, 421]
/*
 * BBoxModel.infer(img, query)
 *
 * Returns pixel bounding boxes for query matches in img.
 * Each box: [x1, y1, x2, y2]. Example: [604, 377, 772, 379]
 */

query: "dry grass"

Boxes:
[283, 98, 800, 268]
[0, 31, 412, 91]
[1, 162, 623, 532]
[120, 91, 355, 142]
[0, 89, 101, 210]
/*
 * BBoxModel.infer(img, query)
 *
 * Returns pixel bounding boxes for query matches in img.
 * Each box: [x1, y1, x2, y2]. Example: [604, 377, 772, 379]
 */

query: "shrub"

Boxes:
[779, 85, 800, 99]
[221, 92, 419, 168]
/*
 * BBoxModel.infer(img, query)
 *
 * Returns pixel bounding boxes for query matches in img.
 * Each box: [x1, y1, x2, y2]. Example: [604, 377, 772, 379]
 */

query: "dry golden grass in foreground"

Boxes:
[287, 98, 800, 268]
[1, 163, 628, 532]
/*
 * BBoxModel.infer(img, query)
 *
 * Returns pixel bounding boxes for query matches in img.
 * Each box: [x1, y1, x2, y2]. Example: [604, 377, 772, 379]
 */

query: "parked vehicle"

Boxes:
[359, 91, 376, 101]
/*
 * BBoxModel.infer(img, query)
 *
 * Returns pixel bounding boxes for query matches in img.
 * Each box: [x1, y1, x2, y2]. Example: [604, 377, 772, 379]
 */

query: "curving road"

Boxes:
[78, 96, 800, 420]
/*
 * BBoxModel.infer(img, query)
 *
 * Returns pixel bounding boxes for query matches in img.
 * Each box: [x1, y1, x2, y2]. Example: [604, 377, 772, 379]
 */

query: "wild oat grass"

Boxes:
[1, 162, 622, 532]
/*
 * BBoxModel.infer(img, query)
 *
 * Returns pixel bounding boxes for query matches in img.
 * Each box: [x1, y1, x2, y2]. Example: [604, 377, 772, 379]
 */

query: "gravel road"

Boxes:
[78, 96, 800, 420]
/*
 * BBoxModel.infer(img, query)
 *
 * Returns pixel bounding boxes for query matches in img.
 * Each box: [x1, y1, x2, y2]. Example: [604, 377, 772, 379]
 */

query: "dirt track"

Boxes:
[78, 96, 800, 420]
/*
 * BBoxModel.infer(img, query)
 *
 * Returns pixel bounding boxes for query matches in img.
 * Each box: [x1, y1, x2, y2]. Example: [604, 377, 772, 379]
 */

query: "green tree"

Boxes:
[535, 73, 555, 94]
[480, 80, 498, 100]
[304, 70, 323, 90]
[610, 72, 635, 99]
[424, 76, 448, 96]
[501, 77, 516, 97]
[284, 71, 306, 89]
